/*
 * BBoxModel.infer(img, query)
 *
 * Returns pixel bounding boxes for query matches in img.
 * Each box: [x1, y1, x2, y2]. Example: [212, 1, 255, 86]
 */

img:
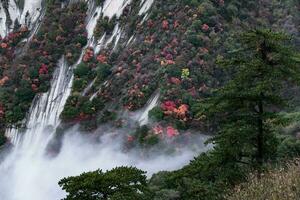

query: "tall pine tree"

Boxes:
[197, 29, 300, 169]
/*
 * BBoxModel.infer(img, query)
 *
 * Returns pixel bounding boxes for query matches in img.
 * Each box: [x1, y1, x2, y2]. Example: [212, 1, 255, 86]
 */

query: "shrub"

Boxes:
[15, 85, 35, 102]
[97, 110, 117, 123]
[74, 34, 87, 46]
[81, 101, 95, 115]
[96, 63, 112, 81]
[144, 135, 160, 147]
[74, 63, 89, 77]
[277, 136, 300, 160]
[149, 107, 164, 121]
[227, 161, 300, 200]
[0, 132, 6, 146]
[73, 79, 87, 92]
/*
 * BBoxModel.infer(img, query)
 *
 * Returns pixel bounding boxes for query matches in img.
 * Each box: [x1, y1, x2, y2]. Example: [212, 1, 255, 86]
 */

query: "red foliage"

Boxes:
[128, 85, 144, 98]
[166, 126, 179, 137]
[39, 64, 48, 75]
[0, 76, 9, 86]
[162, 100, 189, 120]
[200, 47, 209, 54]
[188, 87, 197, 96]
[153, 125, 164, 135]
[202, 24, 210, 31]
[55, 35, 64, 42]
[0, 104, 5, 118]
[127, 135, 134, 142]
[174, 104, 189, 120]
[165, 53, 173, 60]
[174, 20, 180, 28]
[42, 51, 48, 56]
[136, 63, 142, 73]
[162, 20, 169, 30]
[96, 54, 107, 63]
[74, 112, 90, 121]
[147, 19, 154, 28]
[0, 43, 8, 49]
[20, 26, 28, 32]
[83, 48, 94, 62]
[169, 77, 181, 85]
[161, 101, 176, 112]
[31, 84, 38, 92]
[199, 83, 209, 93]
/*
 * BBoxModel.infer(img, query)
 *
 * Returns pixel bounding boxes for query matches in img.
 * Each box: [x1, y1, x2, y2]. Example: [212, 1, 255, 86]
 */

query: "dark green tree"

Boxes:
[59, 166, 151, 200]
[196, 29, 300, 168]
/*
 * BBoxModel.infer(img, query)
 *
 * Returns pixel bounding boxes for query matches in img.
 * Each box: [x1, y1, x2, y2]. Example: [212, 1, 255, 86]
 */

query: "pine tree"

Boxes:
[196, 29, 300, 168]
[59, 166, 151, 200]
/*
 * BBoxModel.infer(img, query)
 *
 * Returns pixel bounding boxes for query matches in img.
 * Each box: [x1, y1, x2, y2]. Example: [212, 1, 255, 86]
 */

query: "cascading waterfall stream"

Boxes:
[0, 0, 44, 37]
[138, 91, 160, 126]
[7, 58, 72, 148]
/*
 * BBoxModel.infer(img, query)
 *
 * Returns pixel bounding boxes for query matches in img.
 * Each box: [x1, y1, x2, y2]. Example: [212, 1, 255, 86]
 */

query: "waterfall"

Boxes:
[5, 58, 72, 147]
[138, 91, 160, 126]
[0, 1, 211, 199]
[0, 0, 43, 37]
[0, 57, 73, 200]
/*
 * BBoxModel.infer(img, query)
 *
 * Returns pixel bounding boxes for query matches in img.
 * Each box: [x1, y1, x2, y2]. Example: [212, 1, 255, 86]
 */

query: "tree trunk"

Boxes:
[257, 96, 264, 167]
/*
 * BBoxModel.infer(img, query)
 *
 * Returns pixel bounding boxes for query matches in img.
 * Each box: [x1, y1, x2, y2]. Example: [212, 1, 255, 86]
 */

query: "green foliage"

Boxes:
[129, 125, 160, 147]
[74, 63, 89, 78]
[0, 132, 6, 146]
[73, 79, 88, 92]
[187, 33, 203, 47]
[15, 84, 35, 102]
[61, 105, 79, 120]
[277, 136, 300, 160]
[196, 29, 300, 168]
[149, 106, 164, 121]
[150, 29, 300, 200]
[95, 0, 105, 6]
[96, 63, 112, 81]
[94, 16, 116, 38]
[149, 152, 235, 200]
[59, 166, 151, 200]
[97, 110, 117, 124]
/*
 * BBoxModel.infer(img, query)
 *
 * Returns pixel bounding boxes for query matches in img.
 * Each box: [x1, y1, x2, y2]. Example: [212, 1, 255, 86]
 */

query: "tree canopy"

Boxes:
[196, 29, 300, 169]
[59, 166, 151, 200]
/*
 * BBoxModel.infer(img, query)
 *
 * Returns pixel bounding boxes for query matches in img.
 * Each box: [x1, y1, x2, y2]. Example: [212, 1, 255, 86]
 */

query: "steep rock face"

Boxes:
[0, 0, 299, 146]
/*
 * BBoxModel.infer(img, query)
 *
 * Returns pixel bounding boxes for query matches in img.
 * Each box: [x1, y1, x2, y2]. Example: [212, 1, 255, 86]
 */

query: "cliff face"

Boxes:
[0, 0, 299, 145]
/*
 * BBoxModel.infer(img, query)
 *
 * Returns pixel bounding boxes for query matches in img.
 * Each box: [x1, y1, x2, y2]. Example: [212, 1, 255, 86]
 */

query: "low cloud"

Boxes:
[0, 126, 210, 200]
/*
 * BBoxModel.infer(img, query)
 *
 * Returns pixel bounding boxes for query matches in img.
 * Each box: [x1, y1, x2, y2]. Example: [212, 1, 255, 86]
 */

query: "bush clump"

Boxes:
[227, 161, 300, 200]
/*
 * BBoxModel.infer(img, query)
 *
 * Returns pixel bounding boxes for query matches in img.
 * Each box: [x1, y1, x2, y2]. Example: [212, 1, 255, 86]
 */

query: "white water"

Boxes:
[139, 0, 154, 15]
[102, 0, 131, 18]
[0, 1, 210, 199]
[138, 91, 160, 125]
[0, 3, 8, 37]
[20, 0, 43, 25]
[0, 0, 43, 38]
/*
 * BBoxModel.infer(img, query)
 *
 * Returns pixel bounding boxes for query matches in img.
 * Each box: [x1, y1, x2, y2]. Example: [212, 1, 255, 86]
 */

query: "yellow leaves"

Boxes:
[181, 68, 190, 79]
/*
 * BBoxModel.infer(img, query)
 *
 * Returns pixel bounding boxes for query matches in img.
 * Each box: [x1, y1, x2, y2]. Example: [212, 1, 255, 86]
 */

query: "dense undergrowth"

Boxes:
[227, 161, 300, 200]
